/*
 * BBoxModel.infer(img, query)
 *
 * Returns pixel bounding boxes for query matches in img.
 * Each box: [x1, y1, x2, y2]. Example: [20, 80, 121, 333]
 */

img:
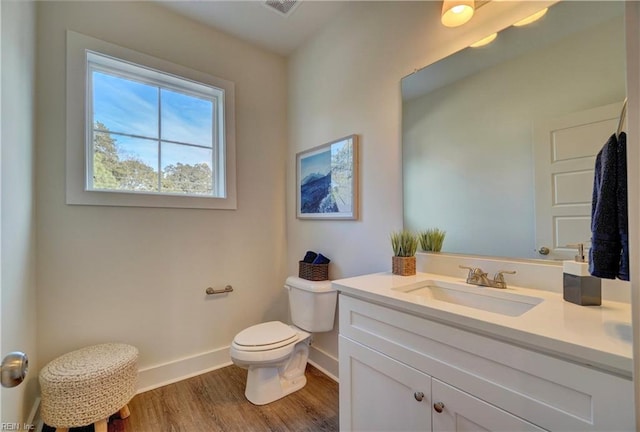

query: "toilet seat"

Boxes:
[233, 321, 298, 352]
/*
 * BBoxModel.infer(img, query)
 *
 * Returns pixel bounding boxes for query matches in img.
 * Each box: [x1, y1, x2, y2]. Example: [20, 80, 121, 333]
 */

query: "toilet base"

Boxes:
[245, 339, 310, 405]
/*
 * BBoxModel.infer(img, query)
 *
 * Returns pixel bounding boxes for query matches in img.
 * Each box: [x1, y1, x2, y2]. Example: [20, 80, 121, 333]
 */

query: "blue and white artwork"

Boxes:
[297, 136, 358, 219]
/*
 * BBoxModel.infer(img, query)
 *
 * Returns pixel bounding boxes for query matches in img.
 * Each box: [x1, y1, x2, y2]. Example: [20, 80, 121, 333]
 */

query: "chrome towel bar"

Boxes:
[206, 285, 233, 295]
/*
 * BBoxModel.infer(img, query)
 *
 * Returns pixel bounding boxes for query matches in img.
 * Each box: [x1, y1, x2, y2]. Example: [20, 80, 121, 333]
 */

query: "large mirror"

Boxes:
[402, 1, 625, 261]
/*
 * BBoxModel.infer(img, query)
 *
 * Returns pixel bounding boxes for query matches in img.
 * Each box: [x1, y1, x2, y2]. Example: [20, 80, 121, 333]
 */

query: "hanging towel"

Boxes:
[617, 132, 629, 281]
[589, 134, 620, 279]
[589, 133, 629, 280]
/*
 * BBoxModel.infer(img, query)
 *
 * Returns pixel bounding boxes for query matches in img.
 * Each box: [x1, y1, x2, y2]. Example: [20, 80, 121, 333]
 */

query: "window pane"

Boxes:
[93, 131, 159, 192]
[161, 142, 213, 195]
[161, 89, 213, 147]
[93, 71, 158, 137]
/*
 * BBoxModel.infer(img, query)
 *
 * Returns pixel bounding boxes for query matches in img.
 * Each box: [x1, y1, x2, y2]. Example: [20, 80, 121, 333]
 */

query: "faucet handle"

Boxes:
[459, 265, 481, 276]
[459, 265, 475, 281]
[493, 270, 516, 288]
[494, 270, 516, 280]
[459, 266, 488, 286]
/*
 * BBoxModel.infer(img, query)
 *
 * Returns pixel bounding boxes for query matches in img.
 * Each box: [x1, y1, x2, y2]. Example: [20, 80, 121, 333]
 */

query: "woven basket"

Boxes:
[392, 256, 416, 276]
[299, 261, 329, 281]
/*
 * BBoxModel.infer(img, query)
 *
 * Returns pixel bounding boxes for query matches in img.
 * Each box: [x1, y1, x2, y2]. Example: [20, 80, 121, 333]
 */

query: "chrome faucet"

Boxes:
[459, 265, 516, 289]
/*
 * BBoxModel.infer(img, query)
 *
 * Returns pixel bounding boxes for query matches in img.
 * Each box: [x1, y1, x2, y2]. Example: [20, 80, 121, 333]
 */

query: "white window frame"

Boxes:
[66, 30, 236, 209]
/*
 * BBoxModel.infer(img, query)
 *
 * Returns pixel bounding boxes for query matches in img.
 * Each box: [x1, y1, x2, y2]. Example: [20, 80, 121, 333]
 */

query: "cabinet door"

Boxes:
[431, 379, 546, 432]
[339, 335, 432, 432]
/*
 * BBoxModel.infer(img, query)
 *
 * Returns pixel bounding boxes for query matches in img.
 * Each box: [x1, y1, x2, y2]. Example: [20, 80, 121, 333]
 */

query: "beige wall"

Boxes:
[1, 0, 38, 422]
[0, 0, 636, 420]
[287, 1, 558, 373]
[36, 1, 288, 383]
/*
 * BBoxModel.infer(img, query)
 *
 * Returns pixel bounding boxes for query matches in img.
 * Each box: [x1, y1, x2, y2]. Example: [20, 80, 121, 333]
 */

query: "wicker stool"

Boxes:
[39, 343, 138, 432]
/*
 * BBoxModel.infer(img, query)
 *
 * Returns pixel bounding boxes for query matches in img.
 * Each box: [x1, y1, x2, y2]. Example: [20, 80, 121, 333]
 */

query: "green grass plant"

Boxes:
[419, 228, 446, 252]
[390, 230, 418, 257]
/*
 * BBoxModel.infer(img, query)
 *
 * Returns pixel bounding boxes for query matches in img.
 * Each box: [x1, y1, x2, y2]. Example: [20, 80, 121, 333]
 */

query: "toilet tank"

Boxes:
[285, 276, 337, 332]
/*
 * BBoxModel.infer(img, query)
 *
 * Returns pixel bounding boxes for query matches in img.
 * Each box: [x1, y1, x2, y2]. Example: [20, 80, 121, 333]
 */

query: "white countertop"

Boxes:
[333, 271, 633, 378]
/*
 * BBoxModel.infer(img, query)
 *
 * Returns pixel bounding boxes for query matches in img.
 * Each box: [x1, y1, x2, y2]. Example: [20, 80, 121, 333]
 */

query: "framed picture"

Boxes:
[296, 135, 359, 220]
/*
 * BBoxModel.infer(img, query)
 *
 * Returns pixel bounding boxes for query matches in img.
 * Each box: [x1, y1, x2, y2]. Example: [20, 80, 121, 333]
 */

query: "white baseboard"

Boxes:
[136, 346, 232, 394]
[135, 344, 337, 394]
[308, 344, 339, 382]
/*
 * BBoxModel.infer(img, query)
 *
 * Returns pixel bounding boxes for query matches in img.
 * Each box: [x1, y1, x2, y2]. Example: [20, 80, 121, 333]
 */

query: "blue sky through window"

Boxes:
[93, 71, 158, 137]
[161, 89, 213, 147]
[162, 142, 212, 170]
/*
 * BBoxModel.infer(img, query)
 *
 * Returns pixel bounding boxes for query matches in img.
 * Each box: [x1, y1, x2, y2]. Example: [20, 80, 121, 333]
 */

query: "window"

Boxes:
[88, 52, 223, 197]
[66, 31, 236, 209]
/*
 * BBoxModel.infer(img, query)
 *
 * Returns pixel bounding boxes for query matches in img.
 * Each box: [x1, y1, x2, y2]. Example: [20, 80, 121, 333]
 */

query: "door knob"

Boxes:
[537, 246, 550, 255]
[433, 401, 445, 413]
[414, 391, 425, 402]
[1, 352, 28, 388]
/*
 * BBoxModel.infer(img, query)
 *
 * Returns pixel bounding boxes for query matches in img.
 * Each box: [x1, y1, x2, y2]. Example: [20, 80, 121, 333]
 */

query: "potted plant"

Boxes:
[391, 230, 418, 276]
[419, 228, 446, 253]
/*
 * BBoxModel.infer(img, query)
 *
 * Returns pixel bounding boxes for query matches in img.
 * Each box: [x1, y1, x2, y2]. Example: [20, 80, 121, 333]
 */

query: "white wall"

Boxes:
[35, 1, 288, 387]
[404, 17, 625, 258]
[1, 0, 38, 422]
[287, 0, 558, 374]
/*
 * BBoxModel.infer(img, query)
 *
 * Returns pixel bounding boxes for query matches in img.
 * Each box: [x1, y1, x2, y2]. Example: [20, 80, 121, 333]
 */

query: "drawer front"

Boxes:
[339, 294, 634, 431]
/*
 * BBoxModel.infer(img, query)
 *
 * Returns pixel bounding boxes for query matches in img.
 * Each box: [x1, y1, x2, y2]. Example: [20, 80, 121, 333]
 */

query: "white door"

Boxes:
[431, 379, 545, 432]
[0, 0, 3, 412]
[339, 336, 431, 432]
[533, 102, 623, 260]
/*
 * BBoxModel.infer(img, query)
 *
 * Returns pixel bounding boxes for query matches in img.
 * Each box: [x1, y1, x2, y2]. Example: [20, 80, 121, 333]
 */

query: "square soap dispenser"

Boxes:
[563, 243, 601, 306]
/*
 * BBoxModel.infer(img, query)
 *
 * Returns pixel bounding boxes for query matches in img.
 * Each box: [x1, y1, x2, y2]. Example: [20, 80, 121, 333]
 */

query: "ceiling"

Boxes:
[156, 1, 348, 56]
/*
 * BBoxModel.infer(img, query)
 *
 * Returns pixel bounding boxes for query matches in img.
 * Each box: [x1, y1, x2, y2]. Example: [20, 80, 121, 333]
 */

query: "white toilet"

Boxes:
[230, 276, 337, 405]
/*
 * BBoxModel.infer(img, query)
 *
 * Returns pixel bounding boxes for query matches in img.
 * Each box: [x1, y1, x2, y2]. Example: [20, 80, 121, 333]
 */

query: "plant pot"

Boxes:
[392, 256, 416, 276]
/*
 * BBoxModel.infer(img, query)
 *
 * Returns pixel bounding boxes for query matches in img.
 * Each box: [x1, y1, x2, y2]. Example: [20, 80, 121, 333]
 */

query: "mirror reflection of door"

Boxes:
[401, 2, 625, 261]
[533, 102, 623, 260]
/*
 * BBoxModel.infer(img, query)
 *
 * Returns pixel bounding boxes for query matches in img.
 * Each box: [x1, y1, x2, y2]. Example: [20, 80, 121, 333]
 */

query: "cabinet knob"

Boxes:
[414, 391, 425, 402]
[433, 401, 445, 413]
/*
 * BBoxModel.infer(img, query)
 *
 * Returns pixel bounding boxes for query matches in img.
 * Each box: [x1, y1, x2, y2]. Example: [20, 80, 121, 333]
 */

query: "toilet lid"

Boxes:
[234, 321, 298, 348]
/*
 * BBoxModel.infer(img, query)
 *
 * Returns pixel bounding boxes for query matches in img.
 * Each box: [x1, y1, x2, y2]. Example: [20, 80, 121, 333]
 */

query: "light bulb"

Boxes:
[513, 8, 548, 27]
[441, 0, 475, 28]
[470, 33, 497, 48]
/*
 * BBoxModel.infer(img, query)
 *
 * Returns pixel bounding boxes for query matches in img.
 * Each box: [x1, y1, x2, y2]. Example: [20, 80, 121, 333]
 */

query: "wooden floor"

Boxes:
[43, 364, 339, 432]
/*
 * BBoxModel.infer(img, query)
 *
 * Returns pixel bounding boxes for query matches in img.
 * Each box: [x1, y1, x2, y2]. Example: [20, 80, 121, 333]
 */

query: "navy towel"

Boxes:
[589, 133, 629, 280]
[312, 253, 331, 265]
[303, 251, 318, 263]
[617, 132, 629, 280]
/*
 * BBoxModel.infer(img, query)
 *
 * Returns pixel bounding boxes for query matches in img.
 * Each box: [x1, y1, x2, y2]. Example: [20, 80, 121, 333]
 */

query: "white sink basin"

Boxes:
[395, 280, 543, 317]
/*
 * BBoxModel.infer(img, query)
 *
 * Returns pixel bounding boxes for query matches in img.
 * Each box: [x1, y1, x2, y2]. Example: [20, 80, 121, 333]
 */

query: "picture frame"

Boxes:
[296, 135, 359, 220]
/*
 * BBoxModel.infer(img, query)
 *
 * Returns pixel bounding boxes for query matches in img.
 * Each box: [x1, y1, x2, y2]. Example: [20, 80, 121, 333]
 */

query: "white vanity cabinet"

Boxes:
[430, 379, 544, 432]
[338, 293, 634, 432]
[340, 336, 544, 432]
[339, 336, 431, 431]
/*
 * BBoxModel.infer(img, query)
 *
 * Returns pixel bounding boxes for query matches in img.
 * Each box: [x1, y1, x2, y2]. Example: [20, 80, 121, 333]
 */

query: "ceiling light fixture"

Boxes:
[470, 32, 497, 48]
[441, 0, 475, 28]
[513, 8, 548, 27]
